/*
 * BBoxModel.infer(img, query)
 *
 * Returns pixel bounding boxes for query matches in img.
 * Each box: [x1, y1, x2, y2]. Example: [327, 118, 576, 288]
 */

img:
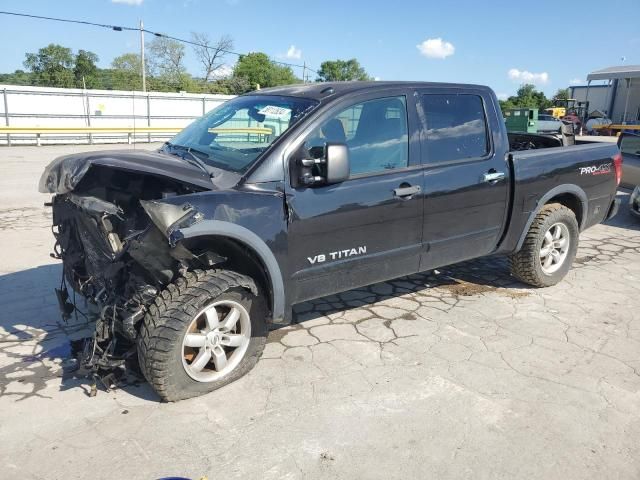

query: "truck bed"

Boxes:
[498, 139, 620, 253]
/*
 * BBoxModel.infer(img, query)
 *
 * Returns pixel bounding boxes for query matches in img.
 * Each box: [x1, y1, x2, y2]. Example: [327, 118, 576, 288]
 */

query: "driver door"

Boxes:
[284, 91, 424, 303]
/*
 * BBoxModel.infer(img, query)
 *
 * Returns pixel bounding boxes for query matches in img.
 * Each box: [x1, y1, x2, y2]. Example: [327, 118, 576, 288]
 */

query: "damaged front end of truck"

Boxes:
[39, 150, 227, 386]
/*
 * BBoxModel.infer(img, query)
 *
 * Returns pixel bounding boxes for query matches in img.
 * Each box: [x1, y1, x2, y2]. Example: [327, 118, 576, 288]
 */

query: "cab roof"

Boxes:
[250, 81, 493, 103]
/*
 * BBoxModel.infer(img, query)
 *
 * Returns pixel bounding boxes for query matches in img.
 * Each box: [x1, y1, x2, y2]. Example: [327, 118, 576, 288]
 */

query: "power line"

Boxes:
[0, 10, 127, 31]
[0, 10, 318, 74]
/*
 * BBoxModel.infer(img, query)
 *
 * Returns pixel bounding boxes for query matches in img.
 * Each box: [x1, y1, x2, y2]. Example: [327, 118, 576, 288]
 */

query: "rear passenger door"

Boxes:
[418, 88, 510, 270]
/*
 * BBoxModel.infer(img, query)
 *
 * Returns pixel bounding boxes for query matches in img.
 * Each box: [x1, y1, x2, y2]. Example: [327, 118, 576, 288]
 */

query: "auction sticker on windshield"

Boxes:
[258, 105, 291, 117]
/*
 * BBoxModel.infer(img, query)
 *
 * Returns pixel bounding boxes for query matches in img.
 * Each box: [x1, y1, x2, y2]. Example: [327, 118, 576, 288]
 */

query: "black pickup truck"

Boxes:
[39, 82, 622, 401]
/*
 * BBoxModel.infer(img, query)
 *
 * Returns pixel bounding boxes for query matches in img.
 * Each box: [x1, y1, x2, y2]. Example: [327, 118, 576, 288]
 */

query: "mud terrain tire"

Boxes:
[509, 203, 579, 287]
[137, 269, 267, 402]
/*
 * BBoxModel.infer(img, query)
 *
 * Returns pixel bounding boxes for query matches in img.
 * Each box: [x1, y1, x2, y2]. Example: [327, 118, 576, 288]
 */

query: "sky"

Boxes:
[0, 0, 639, 98]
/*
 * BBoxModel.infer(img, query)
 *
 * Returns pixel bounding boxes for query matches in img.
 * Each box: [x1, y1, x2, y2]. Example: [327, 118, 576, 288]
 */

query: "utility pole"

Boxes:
[302, 61, 307, 83]
[140, 19, 146, 92]
[82, 76, 93, 144]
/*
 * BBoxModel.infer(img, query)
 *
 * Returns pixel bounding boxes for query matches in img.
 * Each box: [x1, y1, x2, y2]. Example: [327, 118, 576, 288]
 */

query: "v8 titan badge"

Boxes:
[307, 246, 367, 265]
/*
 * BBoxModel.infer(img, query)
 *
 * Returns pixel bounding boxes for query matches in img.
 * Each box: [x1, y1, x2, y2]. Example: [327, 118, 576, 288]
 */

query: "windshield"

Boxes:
[169, 95, 318, 173]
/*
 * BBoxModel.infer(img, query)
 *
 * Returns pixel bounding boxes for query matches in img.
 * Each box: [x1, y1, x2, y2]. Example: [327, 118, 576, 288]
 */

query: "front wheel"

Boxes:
[509, 203, 579, 287]
[137, 269, 267, 402]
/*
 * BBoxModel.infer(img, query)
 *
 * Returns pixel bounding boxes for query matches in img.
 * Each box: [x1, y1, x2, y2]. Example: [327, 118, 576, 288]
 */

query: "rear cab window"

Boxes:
[421, 94, 490, 163]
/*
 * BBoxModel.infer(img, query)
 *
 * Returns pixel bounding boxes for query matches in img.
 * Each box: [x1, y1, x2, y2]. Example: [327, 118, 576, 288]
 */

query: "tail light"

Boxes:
[613, 152, 623, 186]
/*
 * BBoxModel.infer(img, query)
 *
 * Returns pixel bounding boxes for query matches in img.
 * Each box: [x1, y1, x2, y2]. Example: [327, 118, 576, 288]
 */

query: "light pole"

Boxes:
[140, 19, 146, 92]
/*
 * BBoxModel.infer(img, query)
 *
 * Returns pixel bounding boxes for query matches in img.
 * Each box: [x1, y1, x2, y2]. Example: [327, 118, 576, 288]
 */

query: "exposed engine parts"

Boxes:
[45, 165, 217, 391]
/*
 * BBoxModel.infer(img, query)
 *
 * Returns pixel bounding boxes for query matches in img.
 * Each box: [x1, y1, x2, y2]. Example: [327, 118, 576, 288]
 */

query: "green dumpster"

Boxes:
[504, 108, 538, 133]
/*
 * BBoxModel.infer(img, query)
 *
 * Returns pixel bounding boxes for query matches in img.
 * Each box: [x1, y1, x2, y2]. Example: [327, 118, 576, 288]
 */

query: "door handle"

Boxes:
[393, 185, 421, 198]
[483, 171, 505, 183]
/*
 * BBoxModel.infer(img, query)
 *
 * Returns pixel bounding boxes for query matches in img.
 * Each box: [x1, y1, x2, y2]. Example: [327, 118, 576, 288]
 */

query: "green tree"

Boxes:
[24, 44, 75, 87]
[499, 84, 551, 112]
[111, 53, 143, 90]
[0, 70, 35, 86]
[553, 88, 570, 101]
[147, 37, 190, 90]
[207, 76, 251, 95]
[74, 50, 101, 88]
[233, 52, 298, 90]
[316, 59, 371, 82]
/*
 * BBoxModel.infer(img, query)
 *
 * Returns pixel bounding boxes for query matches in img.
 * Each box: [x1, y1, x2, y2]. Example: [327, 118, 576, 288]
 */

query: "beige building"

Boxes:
[569, 65, 640, 123]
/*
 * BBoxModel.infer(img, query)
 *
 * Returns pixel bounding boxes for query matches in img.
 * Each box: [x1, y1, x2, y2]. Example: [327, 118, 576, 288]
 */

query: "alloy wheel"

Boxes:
[540, 222, 570, 275]
[181, 300, 251, 382]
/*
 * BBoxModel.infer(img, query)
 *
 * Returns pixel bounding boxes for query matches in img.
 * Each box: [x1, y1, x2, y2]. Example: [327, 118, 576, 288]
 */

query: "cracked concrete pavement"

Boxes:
[1, 144, 639, 479]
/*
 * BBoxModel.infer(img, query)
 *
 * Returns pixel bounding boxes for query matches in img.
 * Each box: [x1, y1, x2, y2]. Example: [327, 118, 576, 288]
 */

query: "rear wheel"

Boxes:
[137, 269, 267, 402]
[509, 203, 579, 287]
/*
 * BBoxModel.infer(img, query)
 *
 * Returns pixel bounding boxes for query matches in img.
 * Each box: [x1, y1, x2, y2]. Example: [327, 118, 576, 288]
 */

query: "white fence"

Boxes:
[0, 84, 235, 145]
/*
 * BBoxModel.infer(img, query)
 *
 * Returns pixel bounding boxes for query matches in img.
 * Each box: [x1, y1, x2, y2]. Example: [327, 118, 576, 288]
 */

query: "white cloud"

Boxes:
[111, 0, 143, 4]
[508, 68, 549, 85]
[210, 64, 233, 80]
[285, 45, 302, 60]
[569, 78, 584, 85]
[416, 38, 455, 59]
[427, 119, 484, 139]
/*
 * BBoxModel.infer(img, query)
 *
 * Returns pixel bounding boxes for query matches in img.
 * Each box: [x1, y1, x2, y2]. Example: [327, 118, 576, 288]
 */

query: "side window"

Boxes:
[305, 96, 409, 176]
[422, 94, 489, 162]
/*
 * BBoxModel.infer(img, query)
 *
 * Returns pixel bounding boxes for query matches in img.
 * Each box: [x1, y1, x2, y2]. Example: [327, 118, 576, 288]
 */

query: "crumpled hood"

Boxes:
[39, 149, 217, 194]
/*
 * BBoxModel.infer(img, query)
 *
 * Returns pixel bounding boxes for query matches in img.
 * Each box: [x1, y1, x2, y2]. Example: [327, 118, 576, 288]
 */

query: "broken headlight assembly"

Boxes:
[140, 200, 204, 245]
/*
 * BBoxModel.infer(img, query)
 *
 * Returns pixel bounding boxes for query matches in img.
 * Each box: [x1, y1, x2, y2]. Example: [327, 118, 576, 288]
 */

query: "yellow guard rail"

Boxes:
[0, 126, 185, 146]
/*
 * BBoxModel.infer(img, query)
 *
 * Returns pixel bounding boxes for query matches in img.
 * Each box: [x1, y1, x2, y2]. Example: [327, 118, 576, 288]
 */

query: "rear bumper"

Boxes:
[605, 197, 620, 220]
